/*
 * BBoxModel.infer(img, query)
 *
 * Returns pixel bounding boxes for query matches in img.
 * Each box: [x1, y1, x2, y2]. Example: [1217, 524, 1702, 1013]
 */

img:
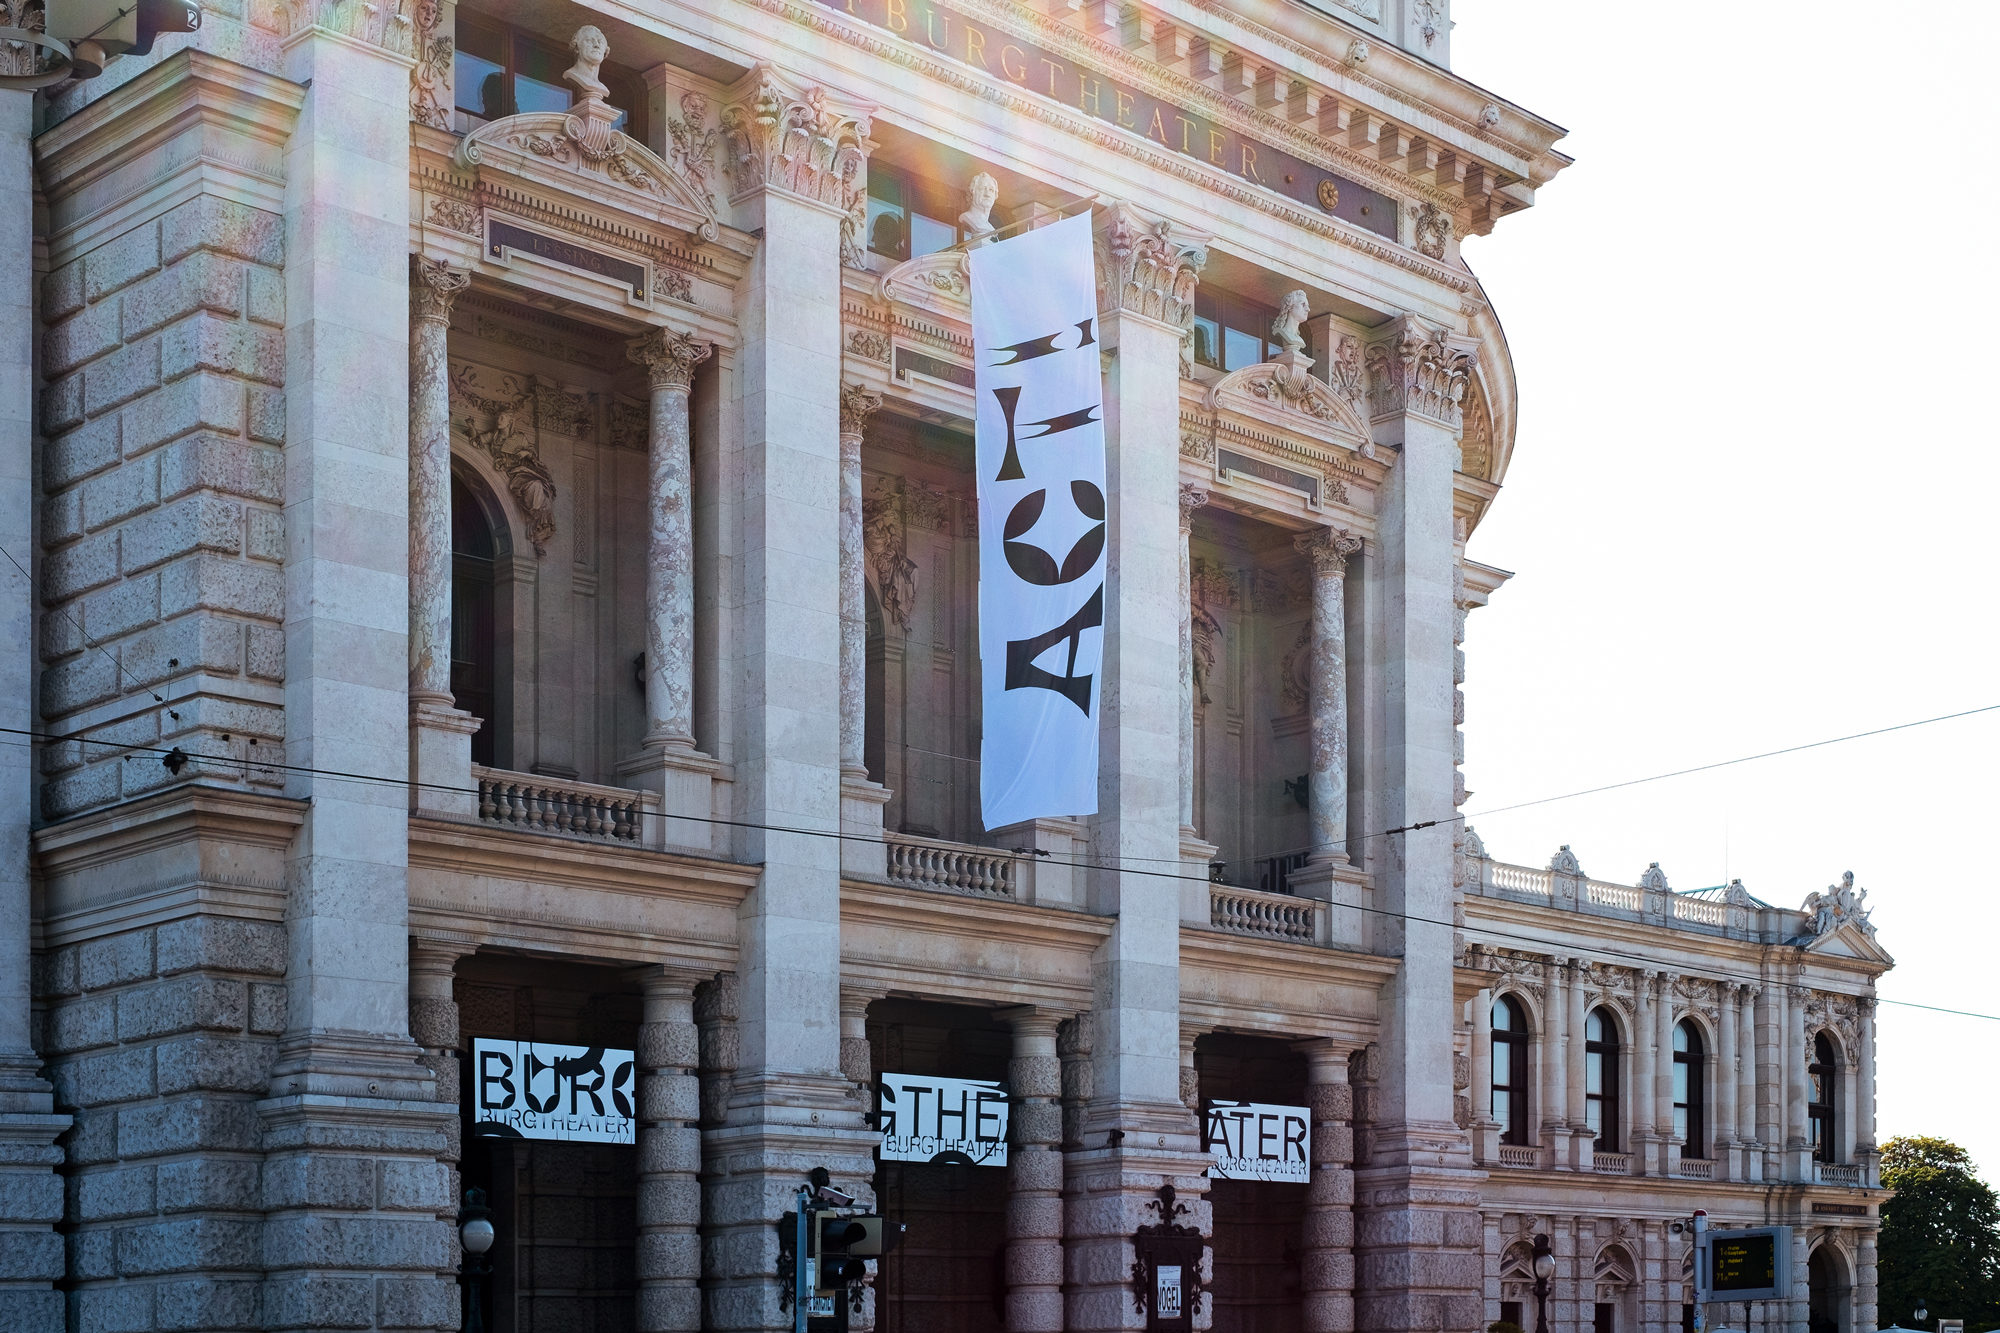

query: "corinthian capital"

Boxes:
[627, 327, 712, 392]
[1294, 527, 1362, 576]
[410, 257, 470, 325]
[1178, 484, 1209, 532]
[1094, 202, 1208, 330]
[718, 66, 875, 208]
[839, 383, 883, 439]
[1363, 315, 1477, 429]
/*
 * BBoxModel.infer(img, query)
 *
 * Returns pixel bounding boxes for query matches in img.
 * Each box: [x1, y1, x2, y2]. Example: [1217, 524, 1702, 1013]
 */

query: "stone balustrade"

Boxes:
[1208, 884, 1320, 943]
[473, 765, 661, 846]
[884, 832, 1017, 898]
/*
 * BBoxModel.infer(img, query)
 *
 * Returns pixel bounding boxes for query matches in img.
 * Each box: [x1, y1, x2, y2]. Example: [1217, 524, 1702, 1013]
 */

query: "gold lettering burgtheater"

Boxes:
[818, 0, 1397, 238]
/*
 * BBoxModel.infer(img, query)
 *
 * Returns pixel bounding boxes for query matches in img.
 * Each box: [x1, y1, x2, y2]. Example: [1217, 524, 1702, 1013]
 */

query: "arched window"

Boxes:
[1491, 995, 1530, 1147]
[1585, 1007, 1620, 1152]
[1673, 1019, 1705, 1159]
[1808, 1034, 1838, 1163]
[451, 473, 499, 768]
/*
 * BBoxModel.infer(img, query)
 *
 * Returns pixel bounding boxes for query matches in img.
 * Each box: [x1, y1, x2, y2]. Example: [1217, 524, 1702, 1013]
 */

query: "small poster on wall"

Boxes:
[1204, 1100, 1310, 1183]
[469, 1038, 635, 1144]
[876, 1071, 1010, 1166]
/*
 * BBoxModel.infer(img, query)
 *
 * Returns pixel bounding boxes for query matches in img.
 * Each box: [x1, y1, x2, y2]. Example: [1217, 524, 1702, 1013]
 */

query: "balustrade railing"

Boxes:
[474, 767, 653, 844]
[1673, 894, 1728, 926]
[1677, 1157, 1715, 1179]
[1209, 885, 1318, 943]
[1816, 1162, 1861, 1186]
[1488, 864, 1553, 897]
[1586, 880, 1642, 911]
[1495, 1143, 1542, 1168]
[1591, 1152, 1632, 1174]
[885, 833, 1017, 898]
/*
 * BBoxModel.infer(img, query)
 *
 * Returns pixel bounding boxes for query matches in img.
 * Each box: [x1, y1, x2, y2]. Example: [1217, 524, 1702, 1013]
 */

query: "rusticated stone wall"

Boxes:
[37, 195, 291, 818]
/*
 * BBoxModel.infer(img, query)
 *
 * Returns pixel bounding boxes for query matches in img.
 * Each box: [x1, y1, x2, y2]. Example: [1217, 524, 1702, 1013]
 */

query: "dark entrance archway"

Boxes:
[1198, 1032, 1308, 1333]
[1808, 1244, 1848, 1333]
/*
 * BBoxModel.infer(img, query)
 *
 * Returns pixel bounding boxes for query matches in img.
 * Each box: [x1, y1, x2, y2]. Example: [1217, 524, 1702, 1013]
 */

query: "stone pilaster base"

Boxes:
[839, 775, 891, 879]
[702, 1074, 878, 1333]
[1177, 830, 1219, 927]
[1353, 1122, 1484, 1333]
[0, 1059, 68, 1333]
[411, 701, 480, 820]
[1302, 1071, 1357, 1333]
[1062, 1102, 1211, 1332]
[257, 1068, 458, 1333]
[619, 744, 720, 854]
[1289, 859, 1372, 949]
[991, 816, 1088, 909]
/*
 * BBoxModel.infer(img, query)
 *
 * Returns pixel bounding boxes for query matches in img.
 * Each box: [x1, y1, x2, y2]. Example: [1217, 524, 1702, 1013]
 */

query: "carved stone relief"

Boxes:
[410, 0, 453, 130]
[1414, 202, 1453, 260]
[450, 362, 559, 555]
[862, 478, 919, 632]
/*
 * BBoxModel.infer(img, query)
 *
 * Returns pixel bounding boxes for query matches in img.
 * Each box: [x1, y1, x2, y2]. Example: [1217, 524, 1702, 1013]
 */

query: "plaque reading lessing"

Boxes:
[816, 0, 1399, 240]
[487, 218, 648, 302]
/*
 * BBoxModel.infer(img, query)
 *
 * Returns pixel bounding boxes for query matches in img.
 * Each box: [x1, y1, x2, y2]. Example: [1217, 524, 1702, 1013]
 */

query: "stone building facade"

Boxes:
[0, 0, 1889, 1329]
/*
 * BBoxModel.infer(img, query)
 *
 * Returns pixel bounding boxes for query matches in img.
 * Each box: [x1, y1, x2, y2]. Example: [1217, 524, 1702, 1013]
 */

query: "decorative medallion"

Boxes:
[1316, 179, 1341, 213]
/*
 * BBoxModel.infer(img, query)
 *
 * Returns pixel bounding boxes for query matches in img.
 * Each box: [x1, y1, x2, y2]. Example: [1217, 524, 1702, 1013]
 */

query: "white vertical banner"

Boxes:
[968, 211, 1106, 830]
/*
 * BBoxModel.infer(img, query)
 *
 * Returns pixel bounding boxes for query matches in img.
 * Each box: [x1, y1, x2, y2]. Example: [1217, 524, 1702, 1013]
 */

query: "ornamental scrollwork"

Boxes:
[720, 69, 874, 210]
[1095, 204, 1206, 328]
[450, 363, 558, 556]
[1365, 317, 1474, 428]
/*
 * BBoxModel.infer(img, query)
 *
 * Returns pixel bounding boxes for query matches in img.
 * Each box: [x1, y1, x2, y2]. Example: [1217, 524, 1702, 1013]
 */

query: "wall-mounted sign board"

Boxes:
[1698, 1226, 1791, 1303]
[469, 1038, 635, 1144]
[877, 1071, 1009, 1165]
[1204, 1100, 1310, 1183]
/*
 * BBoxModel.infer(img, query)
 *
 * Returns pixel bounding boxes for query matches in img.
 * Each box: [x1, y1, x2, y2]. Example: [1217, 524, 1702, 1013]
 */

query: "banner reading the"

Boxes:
[968, 211, 1106, 829]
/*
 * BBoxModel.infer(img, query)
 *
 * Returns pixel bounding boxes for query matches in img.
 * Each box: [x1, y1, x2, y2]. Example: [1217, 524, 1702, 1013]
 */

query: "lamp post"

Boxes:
[1914, 1302, 1928, 1330]
[1532, 1232, 1556, 1333]
[460, 1187, 497, 1333]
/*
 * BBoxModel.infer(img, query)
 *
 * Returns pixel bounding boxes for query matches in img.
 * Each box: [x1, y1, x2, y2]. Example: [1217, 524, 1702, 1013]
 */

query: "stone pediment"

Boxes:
[1800, 920, 1895, 968]
[1208, 355, 1370, 446]
[877, 250, 970, 319]
[455, 108, 719, 243]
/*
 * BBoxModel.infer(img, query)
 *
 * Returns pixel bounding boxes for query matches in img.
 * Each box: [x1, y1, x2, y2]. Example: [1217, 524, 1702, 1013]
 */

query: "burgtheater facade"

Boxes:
[0, 0, 1894, 1330]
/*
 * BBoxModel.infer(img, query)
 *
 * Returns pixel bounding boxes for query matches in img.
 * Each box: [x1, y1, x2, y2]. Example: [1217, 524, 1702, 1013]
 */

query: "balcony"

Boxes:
[884, 832, 1019, 899]
[473, 766, 662, 846]
[1208, 883, 1320, 944]
[1496, 1143, 1543, 1168]
[1590, 1151, 1632, 1174]
[1677, 1157, 1714, 1180]
[1816, 1162, 1862, 1187]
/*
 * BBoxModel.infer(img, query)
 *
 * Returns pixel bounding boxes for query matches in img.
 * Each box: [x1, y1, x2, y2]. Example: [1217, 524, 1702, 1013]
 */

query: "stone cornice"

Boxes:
[409, 816, 760, 901]
[753, 0, 1478, 289]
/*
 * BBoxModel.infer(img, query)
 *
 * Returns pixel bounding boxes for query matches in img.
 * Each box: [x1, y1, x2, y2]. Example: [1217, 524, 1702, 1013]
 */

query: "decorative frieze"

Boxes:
[719, 68, 874, 209]
[1365, 317, 1475, 428]
[1095, 204, 1206, 327]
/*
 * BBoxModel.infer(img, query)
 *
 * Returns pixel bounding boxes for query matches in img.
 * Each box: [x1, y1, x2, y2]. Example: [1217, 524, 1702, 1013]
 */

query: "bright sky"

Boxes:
[1451, 2, 2000, 1180]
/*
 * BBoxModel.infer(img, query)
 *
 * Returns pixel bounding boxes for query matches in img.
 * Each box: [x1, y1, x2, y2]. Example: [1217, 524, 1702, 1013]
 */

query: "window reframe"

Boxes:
[1808, 1033, 1839, 1163]
[1491, 995, 1530, 1148]
[1584, 1006, 1621, 1153]
[1673, 1018, 1707, 1160]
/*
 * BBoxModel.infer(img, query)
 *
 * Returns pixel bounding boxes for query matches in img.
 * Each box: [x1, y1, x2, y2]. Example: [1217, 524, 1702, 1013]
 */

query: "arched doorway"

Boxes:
[1809, 1244, 1848, 1333]
[451, 471, 503, 767]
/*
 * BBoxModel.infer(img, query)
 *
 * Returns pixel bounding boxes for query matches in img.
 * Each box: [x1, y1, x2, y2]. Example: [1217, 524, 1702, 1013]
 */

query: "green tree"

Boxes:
[1879, 1136, 2000, 1332]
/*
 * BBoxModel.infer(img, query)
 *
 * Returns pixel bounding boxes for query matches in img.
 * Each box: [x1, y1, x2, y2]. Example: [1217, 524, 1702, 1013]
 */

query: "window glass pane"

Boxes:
[1674, 1105, 1688, 1140]
[1492, 1041, 1509, 1088]
[1192, 316, 1221, 368]
[1492, 1000, 1511, 1031]
[455, 51, 507, 117]
[1673, 1062, 1688, 1104]
[909, 211, 956, 258]
[1674, 1023, 1688, 1053]
[1586, 1011, 1603, 1043]
[1585, 1102, 1601, 1135]
[1493, 1087, 1510, 1132]
[866, 199, 907, 260]
[514, 74, 571, 115]
[1586, 1050, 1602, 1095]
[1223, 326, 1263, 371]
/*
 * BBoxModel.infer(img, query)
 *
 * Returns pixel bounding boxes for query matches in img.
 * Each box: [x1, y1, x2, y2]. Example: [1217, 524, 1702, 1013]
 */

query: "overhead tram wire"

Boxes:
[1, 722, 1986, 1023]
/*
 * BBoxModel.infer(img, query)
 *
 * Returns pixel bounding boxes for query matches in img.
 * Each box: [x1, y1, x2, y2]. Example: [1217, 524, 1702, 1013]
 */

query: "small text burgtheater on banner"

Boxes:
[967, 211, 1107, 828]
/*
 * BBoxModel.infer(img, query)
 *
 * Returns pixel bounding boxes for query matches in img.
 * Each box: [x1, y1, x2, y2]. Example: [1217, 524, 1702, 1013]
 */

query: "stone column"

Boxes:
[1856, 1229, 1879, 1333]
[627, 326, 712, 750]
[1633, 972, 1658, 1172]
[1301, 1041, 1356, 1333]
[1542, 956, 1569, 1160]
[1737, 985, 1760, 1181]
[1566, 964, 1588, 1168]
[1469, 988, 1495, 1163]
[1716, 982, 1739, 1175]
[408, 939, 471, 1179]
[837, 385, 890, 877]
[638, 969, 703, 1333]
[1784, 986, 1808, 1173]
[408, 259, 480, 817]
[1178, 485, 1208, 834]
[710, 70, 879, 1333]
[1066, 201, 1213, 1331]
[1656, 972, 1677, 1173]
[1353, 316, 1484, 1333]
[1293, 527, 1362, 864]
[0, 85, 69, 1333]
[1002, 1009, 1065, 1333]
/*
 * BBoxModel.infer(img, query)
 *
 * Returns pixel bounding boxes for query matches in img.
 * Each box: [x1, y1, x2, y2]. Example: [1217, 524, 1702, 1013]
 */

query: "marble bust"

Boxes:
[960, 172, 999, 242]
[565, 25, 611, 103]
[1271, 288, 1310, 355]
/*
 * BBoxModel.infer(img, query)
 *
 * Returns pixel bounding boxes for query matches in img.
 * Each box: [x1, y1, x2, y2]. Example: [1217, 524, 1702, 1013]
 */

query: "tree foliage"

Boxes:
[1879, 1136, 2000, 1332]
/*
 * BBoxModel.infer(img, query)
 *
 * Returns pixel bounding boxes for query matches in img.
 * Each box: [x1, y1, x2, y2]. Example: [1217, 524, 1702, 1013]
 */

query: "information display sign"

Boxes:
[876, 1072, 1010, 1165]
[1700, 1226, 1790, 1302]
[468, 1038, 635, 1144]
[1203, 1100, 1311, 1183]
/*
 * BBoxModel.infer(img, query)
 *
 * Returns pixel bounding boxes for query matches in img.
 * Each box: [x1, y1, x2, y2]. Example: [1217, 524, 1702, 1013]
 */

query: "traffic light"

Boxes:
[45, 0, 201, 81]
[812, 1214, 870, 1290]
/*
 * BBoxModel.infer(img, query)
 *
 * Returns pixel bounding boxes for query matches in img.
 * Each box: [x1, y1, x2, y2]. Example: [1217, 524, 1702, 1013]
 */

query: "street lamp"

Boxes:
[460, 1187, 497, 1333]
[1532, 1232, 1556, 1333]
[1914, 1302, 1929, 1330]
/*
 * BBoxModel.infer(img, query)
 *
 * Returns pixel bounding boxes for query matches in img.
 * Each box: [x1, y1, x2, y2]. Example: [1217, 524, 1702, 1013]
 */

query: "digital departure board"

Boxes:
[1702, 1227, 1789, 1302]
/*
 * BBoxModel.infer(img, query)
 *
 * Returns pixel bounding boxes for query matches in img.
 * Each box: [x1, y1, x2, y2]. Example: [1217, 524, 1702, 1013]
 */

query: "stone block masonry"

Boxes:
[38, 194, 289, 821]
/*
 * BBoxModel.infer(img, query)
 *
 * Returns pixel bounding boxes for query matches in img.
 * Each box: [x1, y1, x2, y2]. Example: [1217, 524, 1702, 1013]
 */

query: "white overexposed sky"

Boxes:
[1450, 1, 2000, 1179]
